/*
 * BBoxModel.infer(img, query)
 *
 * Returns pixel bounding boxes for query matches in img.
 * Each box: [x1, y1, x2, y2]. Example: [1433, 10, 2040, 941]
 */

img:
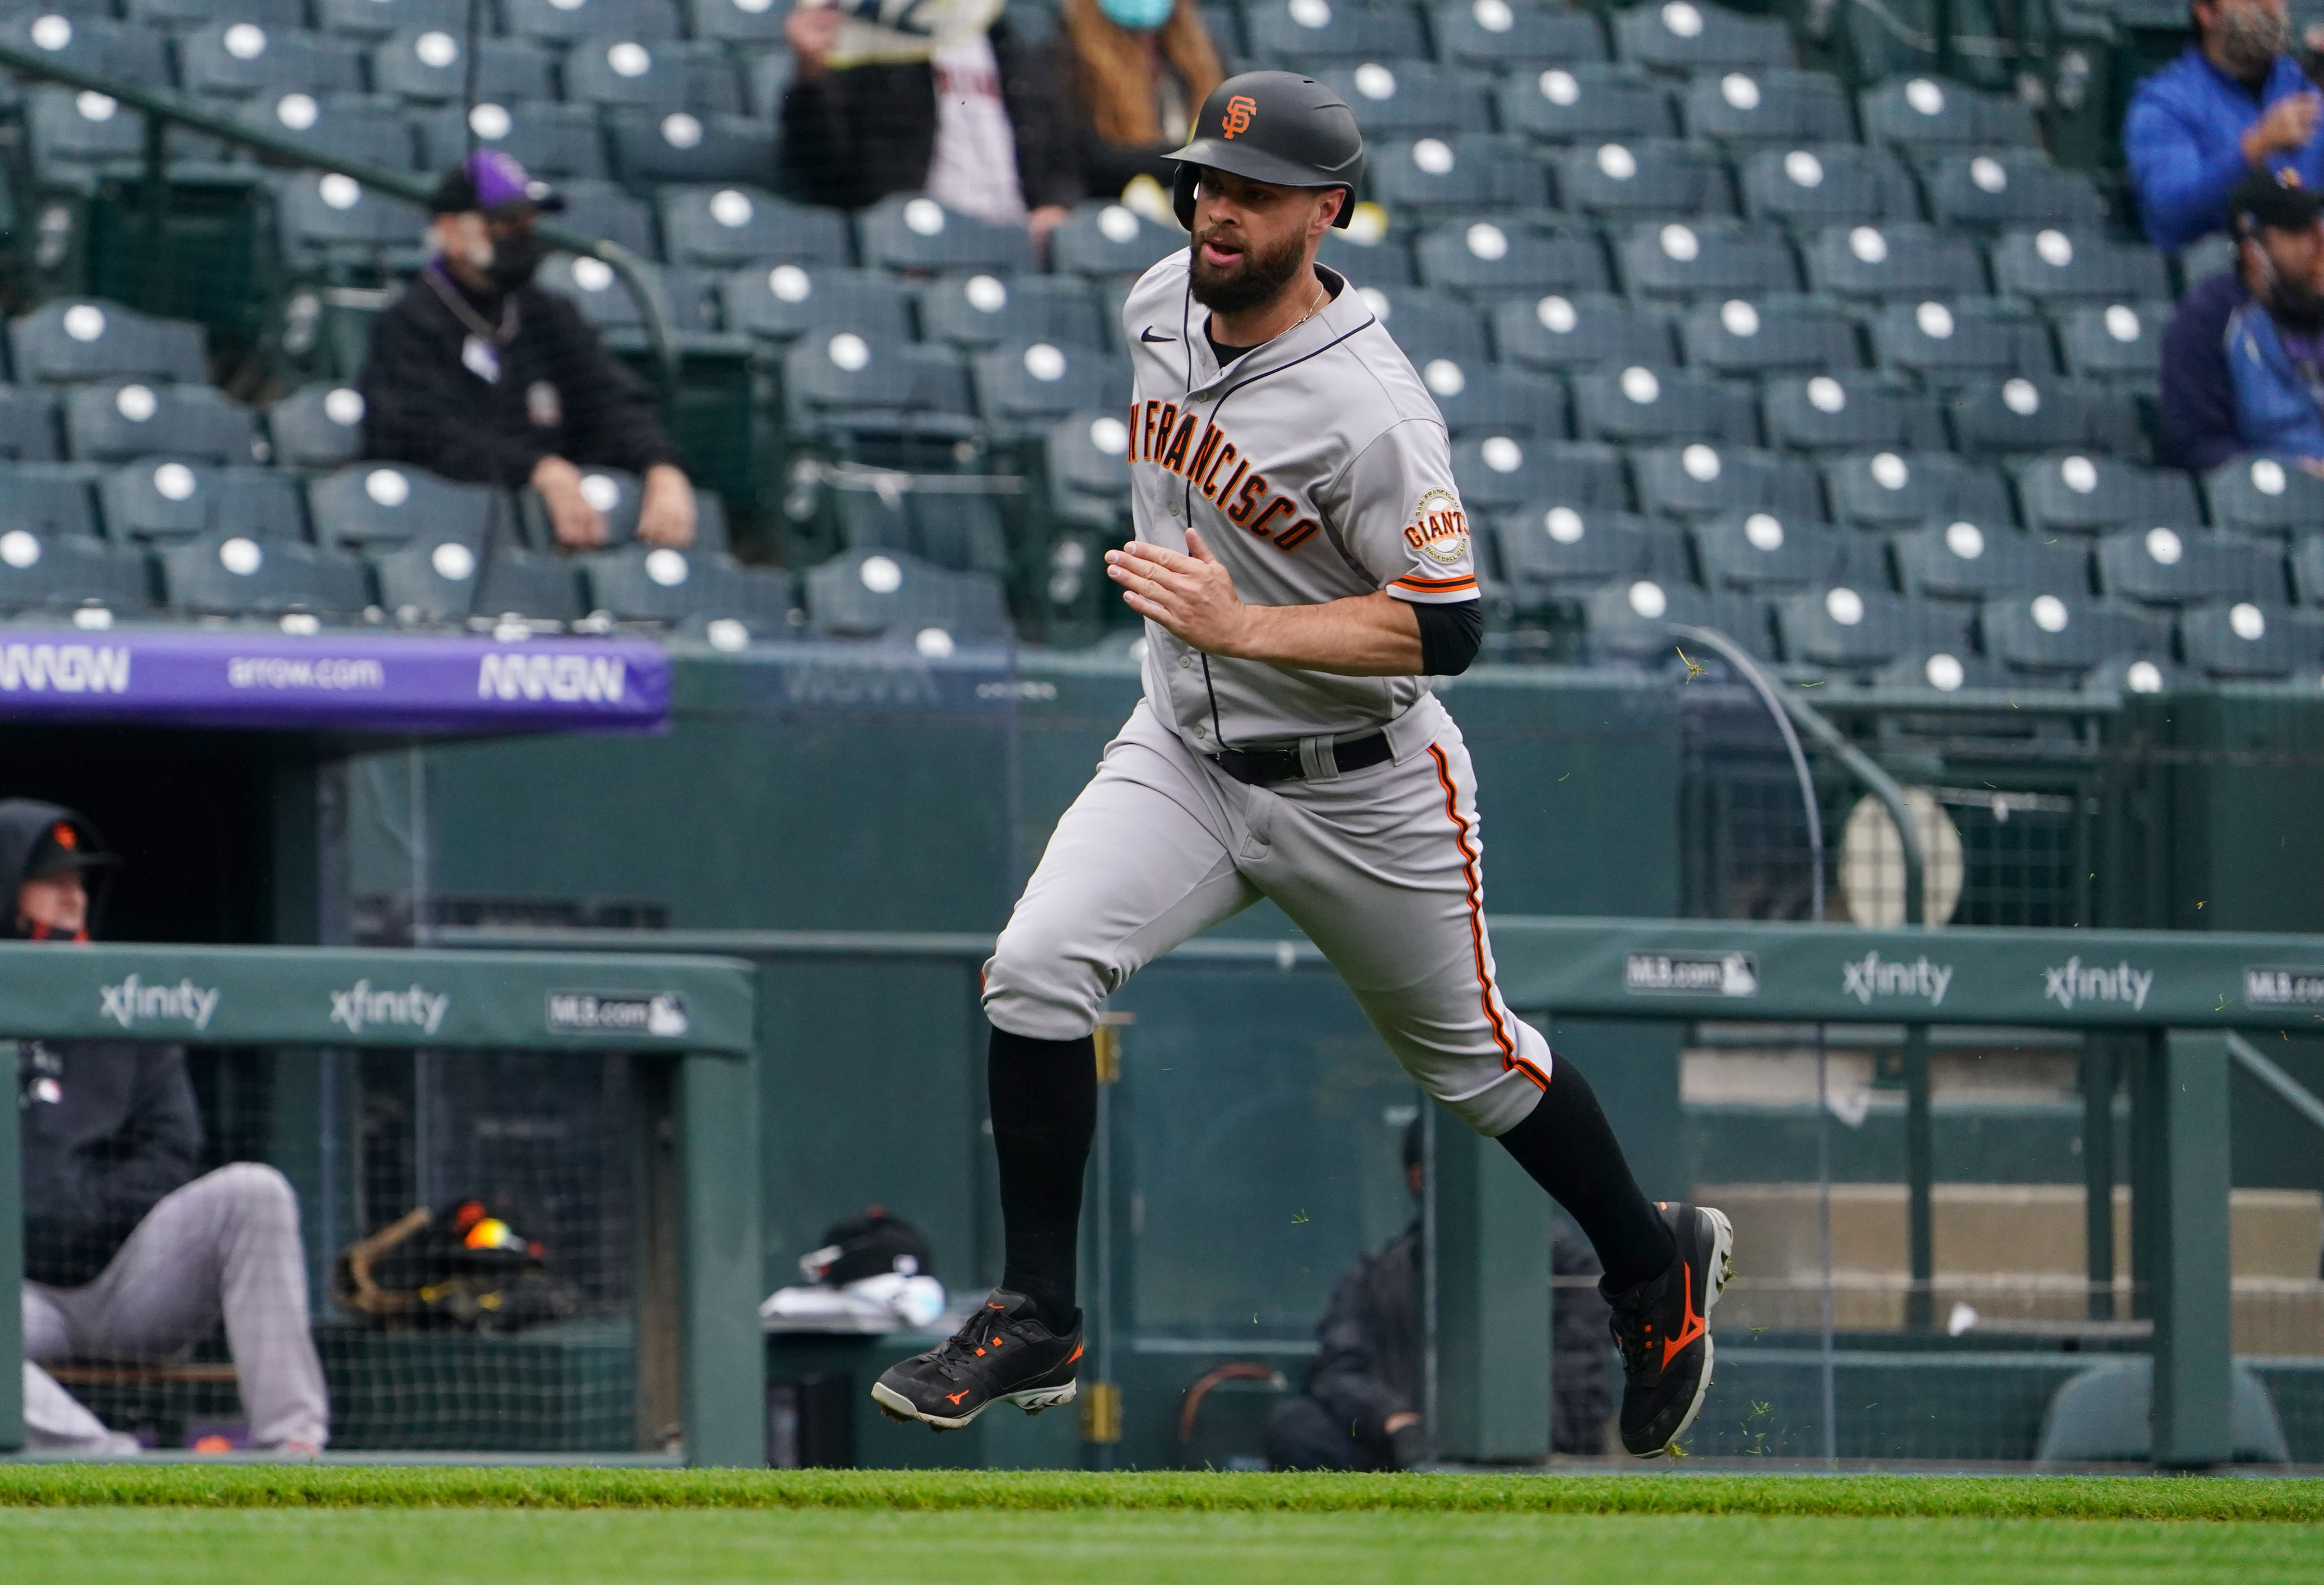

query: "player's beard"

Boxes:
[1188, 222, 1308, 317]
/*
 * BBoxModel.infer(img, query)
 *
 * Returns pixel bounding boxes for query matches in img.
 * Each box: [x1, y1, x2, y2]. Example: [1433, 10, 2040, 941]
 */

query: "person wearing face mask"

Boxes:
[1052, 0, 1225, 203]
[3, 799, 331, 1455]
[2160, 169, 2324, 469]
[2127, 0, 2324, 254]
[782, 0, 1080, 242]
[358, 151, 697, 550]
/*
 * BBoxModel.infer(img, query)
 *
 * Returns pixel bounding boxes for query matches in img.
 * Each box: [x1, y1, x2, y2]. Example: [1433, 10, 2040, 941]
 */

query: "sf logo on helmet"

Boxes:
[1221, 95, 1258, 138]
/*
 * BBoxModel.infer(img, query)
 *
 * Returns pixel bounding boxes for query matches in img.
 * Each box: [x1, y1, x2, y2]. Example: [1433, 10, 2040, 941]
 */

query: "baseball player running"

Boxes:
[874, 72, 1732, 1459]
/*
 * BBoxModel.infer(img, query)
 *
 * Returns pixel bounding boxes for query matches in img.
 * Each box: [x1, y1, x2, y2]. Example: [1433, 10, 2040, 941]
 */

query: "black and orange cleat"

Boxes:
[870, 1289, 1083, 1431]
[1605, 1202, 1734, 1459]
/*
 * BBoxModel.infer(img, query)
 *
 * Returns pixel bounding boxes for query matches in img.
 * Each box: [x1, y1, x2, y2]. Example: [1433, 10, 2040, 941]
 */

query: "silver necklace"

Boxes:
[424, 263, 519, 347]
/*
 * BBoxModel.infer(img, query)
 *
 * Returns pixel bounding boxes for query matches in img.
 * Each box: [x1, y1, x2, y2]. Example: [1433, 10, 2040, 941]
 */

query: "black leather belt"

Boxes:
[1208, 732, 1393, 786]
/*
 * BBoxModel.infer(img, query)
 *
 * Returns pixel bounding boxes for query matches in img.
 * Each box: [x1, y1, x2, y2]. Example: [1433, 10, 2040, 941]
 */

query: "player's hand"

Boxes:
[531, 455, 606, 550]
[1106, 528, 1252, 656]
[2245, 93, 2323, 163]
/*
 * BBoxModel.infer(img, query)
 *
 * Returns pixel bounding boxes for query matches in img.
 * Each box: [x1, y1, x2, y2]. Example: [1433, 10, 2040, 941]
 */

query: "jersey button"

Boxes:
[1178, 653, 1192, 669]
[1193, 723, 1207, 740]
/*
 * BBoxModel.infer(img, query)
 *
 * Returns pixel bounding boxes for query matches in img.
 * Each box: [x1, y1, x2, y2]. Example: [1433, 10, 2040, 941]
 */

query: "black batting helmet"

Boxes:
[1162, 70, 1365, 230]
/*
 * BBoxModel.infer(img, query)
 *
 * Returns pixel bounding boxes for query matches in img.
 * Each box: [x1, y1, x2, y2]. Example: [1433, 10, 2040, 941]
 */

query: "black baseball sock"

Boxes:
[1495, 1056, 1676, 1292]
[988, 1025, 1097, 1333]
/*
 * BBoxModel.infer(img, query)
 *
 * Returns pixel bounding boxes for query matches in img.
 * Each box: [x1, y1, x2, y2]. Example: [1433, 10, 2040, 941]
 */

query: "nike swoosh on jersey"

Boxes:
[1140, 327, 1176, 343]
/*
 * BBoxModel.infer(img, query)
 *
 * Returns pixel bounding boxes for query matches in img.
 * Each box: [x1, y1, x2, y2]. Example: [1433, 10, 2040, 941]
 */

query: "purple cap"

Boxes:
[430, 149, 565, 217]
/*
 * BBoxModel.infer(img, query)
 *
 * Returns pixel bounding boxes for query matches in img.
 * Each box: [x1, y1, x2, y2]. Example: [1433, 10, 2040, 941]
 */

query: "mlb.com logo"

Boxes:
[2043, 956, 2153, 1012]
[477, 652, 627, 704]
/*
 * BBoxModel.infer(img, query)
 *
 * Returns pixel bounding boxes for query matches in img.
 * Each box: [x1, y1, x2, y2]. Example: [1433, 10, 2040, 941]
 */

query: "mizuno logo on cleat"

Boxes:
[945, 1390, 969, 1405]
[1662, 1261, 1709, 1370]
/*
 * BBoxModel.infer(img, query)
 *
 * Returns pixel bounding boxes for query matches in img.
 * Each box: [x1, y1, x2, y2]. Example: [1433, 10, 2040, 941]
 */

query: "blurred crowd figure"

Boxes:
[781, 0, 1224, 239]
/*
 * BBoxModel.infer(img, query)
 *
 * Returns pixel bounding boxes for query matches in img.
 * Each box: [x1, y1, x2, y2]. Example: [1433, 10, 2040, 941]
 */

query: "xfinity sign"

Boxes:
[1841, 951, 1952, 1008]
[330, 979, 450, 1036]
[2042, 956, 2153, 1012]
[99, 974, 220, 1031]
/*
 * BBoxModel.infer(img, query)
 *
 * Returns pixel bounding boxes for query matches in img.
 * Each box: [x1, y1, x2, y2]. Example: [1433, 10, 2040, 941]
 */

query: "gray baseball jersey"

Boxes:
[980, 250, 1554, 1140]
[1121, 250, 1479, 751]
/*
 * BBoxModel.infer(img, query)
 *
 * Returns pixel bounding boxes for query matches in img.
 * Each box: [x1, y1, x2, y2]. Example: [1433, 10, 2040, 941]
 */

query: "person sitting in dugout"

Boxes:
[358, 150, 698, 551]
[6, 799, 329, 1454]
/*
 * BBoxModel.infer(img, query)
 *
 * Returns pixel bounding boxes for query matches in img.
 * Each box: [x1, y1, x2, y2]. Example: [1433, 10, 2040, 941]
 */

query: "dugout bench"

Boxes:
[0, 942, 763, 1466]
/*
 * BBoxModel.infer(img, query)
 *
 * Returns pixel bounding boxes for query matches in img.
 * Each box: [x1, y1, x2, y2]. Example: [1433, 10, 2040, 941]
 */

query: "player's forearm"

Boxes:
[1224, 592, 1425, 676]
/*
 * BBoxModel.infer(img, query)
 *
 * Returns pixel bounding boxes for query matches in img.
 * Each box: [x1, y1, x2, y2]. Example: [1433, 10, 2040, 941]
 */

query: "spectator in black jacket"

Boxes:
[1262, 1119, 1613, 1469]
[2161, 170, 2324, 470]
[359, 152, 696, 550]
[782, 0, 1079, 239]
[7, 800, 328, 1454]
[1053, 0, 1225, 202]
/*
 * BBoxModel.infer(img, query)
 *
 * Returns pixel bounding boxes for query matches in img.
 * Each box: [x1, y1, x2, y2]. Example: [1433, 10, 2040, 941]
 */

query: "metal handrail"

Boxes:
[0, 34, 682, 402]
[2226, 1031, 2324, 1138]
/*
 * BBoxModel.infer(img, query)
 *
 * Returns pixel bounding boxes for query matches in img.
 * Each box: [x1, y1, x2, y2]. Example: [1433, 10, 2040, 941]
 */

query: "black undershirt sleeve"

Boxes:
[1410, 597, 1483, 676]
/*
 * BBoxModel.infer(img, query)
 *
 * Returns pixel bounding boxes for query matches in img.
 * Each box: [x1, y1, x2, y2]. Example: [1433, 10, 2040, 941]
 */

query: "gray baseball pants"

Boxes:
[984, 695, 1552, 1137]
[21, 1162, 330, 1451]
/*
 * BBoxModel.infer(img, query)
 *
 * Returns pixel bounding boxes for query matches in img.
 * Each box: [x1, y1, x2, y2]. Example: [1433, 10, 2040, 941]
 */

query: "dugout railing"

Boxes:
[0, 941, 761, 1465]
[444, 915, 2324, 1471]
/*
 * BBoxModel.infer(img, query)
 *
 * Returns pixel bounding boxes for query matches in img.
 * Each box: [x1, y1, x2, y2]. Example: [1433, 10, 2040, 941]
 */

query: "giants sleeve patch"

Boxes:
[1393, 488, 1476, 595]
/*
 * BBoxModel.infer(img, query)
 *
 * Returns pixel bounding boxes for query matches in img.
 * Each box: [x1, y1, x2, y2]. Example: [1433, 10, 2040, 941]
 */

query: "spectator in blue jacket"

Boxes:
[2159, 169, 2324, 469]
[2126, 0, 2324, 254]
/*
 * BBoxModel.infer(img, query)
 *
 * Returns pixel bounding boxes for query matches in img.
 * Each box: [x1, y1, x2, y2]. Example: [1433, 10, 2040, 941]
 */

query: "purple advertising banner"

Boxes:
[0, 628, 669, 735]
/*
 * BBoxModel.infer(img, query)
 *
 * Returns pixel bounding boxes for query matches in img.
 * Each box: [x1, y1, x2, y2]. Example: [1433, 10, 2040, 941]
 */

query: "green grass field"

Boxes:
[0, 1468, 2315, 1585]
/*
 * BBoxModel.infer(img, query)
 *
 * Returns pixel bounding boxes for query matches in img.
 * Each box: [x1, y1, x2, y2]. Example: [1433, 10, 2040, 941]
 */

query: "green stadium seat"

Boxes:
[579, 543, 785, 624]
[1451, 434, 1631, 513]
[1678, 68, 1855, 149]
[1495, 63, 1676, 146]
[368, 533, 484, 625]
[1738, 145, 1923, 230]
[1574, 364, 1758, 447]
[1430, 0, 1606, 70]
[608, 109, 777, 186]
[2094, 525, 2288, 606]
[1551, 138, 1733, 221]
[564, 37, 743, 114]
[1800, 221, 1989, 303]
[98, 460, 305, 543]
[1763, 373, 1944, 453]
[780, 331, 979, 460]
[1694, 510, 1881, 593]
[535, 254, 722, 336]
[2291, 532, 2324, 603]
[1871, 298, 2055, 385]
[804, 544, 1012, 648]
[1414, 217, 1608, 298]
[126, 0, 303, 28]
[722, 263, 913, 346]
[1924, 151, 2105, 233]
[25, 85, 149, 194]
[2208, 455, 2324, 538]
[744, 51, 796, 120]
[473, 543, 585, 623]
[0, 463, 105, 541]
[1049, 203, 1183, 282]
[2175, 231, 2236, 294]
[1612, 0, 1793, 75]
[316, 0, 468, 41]
[1243, 0, 1427, 65]
[1314, 62, 1494, 138]
[0, 526, 149, 616]
[1353, 283, 1490, 366]
[265, 382, 366, 470]
[63, 380, 256, 465]
[919, 275, 1108, 355]
[554, 178, 662, 261]
[1369, 136, 1555, 217]
[504, 0, 685, 46]
[658, 185, 851, 270]
[1615, 219, 1801, 303]
[857, 195, 1035, 276]
[0, 13, 171, 91]
[272, 172, 429, 283]
[418, 101, 610, 180]
[1777, 587, 1974, 668]
[234, 93, 424, 173]
[1583, 578, 1776, 660]
[1858, 75, 2039, 162]
[0, 388, 59, 460]
[1893, 517, 2091, 600]
[370, 30, 554, 105]
[13, 299, 206, 385]
[1318, 229, 1417, 286]
[834, 485, 1013, 573]
[1489, 504, 1688, 596]
[1040, 412, 1131, 536]
[2015, 452, 2201, 536]
[971, 340, 1132, 442]
[1491, 290, 1675, 373]
[1989, 228, 2172, 309]
[158, 531, 368, 617]
[1946, 377, 2142, 459]
[307, 462, 499, 549]
[1631, 441, 1821, 519]
[1422, 360, 1568, 438]
[1872, 646, 2010, 690]
[688, 0, 790, 47]
[1677, 295, 1862, 378]
[178, 23, 365, 101]
[2177, 601, 2324, 678]
[1821, 448, 2014, 528]
[2055, 300, 2169, 386]
[1979, 589, 2170, 674]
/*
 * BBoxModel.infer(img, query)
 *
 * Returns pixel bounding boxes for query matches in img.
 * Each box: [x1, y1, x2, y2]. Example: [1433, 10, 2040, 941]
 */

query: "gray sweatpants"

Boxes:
[22, 1162, 330, 1451]
[984, 695, 1552, 1137]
